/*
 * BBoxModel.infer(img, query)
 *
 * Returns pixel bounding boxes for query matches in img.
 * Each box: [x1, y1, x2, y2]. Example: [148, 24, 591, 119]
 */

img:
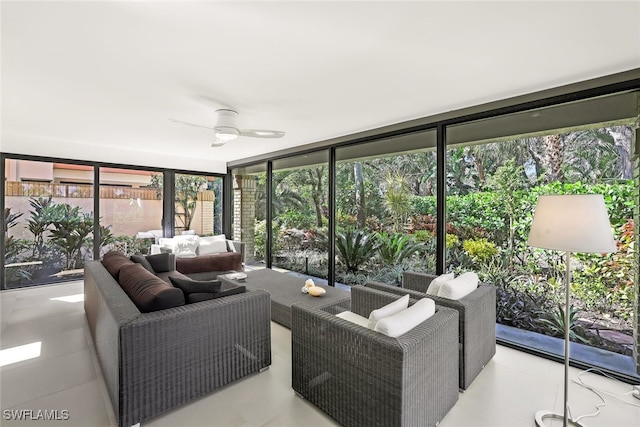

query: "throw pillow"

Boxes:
[374, 298, 436, 338]
[130, 254, 155, 273]
[172, 235, 200, 258]
[437, 272, 479, 300]
[146, 253, 173, 273]
[426, 272, 455, 296]
[198, 236, 229, 255]
[169, 276, 222, 294]
[118, 263, 185, 312]
[102, 251, 134, 280]
[367, 294, 410, 329]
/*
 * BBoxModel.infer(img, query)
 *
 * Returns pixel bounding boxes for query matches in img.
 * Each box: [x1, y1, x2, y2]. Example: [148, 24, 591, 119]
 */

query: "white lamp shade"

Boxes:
[528, 194, 616, 253]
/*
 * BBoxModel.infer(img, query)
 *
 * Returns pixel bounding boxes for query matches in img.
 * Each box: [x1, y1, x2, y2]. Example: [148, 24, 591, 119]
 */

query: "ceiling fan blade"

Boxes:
[239, 129, 286, 138]
[169, 118, 215, 131]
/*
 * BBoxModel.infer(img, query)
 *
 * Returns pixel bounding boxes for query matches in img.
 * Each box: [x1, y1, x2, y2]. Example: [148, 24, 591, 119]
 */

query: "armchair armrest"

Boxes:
[227, 240, 246, 264]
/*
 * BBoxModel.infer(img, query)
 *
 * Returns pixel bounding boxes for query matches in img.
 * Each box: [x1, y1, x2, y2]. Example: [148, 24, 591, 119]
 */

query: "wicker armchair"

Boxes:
[367, 271, 496, 390]
[292, 286, 459, 427]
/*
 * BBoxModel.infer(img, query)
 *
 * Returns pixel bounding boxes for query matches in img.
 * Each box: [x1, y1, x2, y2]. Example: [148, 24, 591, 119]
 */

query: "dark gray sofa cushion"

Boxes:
[146, 253, 173, 273]
[169, 276, 222, 294]
[130, 254, 155, 273]
[118, 263, 185, 312]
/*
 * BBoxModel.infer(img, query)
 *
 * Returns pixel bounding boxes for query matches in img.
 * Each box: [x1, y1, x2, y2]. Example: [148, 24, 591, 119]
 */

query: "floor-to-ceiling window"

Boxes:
[173, 173, 223, 236]
[445, 91, 638, 373]
[271, 152, 330, 280]
[335, 131, 437, 286]
[98, 167, 161, 256]
[4, 160, 94, 288]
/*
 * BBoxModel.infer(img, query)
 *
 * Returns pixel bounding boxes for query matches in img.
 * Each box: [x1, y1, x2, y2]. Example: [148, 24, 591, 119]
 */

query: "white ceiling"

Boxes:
[2, 1, 639, 174]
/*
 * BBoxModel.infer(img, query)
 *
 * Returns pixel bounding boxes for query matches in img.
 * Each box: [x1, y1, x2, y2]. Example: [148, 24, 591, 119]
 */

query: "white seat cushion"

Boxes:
[367, 294, 410, 329]
[374, 298, 436, 338]
[425, 272, 455, 296]
[336, 311, 371, 329]
[437, 272, 479, 300]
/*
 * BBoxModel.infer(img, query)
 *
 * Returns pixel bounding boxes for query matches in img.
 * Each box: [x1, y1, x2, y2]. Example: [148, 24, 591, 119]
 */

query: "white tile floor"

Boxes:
[1, 281, 639, 427]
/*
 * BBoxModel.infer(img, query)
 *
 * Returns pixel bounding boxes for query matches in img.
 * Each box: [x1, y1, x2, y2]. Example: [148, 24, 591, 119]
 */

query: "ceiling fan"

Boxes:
[170, 109, 285, 147]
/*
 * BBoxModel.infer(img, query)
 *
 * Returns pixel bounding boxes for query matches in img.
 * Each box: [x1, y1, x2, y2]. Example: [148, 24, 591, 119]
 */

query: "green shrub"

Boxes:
[463, 238, 498, 261]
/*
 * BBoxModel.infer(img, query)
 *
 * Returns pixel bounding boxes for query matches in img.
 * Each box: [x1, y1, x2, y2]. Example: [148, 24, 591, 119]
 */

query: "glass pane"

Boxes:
[174, 173, 223, 237]
[4, 160, 94, 288]
[335, 130, 437, 287]
[445, 93, 637, 373]
[271, 152, 329, 281]
[99, 167, 161, 256]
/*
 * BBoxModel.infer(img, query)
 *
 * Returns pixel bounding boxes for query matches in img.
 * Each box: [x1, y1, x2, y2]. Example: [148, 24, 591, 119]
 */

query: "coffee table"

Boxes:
[218, 269, 351, 328]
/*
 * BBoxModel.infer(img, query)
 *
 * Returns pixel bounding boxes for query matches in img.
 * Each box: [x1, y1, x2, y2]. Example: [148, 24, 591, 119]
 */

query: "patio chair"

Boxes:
[367, 271, 496, 390]
[292, 286, 459, 427]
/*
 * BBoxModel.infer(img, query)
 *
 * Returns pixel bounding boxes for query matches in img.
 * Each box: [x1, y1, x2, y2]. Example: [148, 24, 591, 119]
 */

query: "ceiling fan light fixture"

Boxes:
[214, 126, 240, 141]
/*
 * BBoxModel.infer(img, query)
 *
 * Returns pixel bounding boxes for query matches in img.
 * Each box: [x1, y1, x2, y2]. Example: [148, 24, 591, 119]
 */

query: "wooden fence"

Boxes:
[4, 182, 162, 200]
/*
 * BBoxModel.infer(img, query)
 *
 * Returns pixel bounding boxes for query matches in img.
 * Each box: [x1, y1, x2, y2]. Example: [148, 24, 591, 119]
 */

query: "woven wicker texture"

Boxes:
[85, 261, 272, 427]
[292, 286, 459, 427]
[219, 269, 351, 328]
[367, 270, 496, 389]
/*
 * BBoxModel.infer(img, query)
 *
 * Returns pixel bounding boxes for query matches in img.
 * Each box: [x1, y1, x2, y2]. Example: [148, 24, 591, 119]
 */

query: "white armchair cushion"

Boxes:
[374, 298, 436, 338]
[437, 272, 479, 300]
[336, 311, 371, 329]
[426, 272, 455, 296]
[172, 235, 200, 258]
[157, 238, 176, 253]
[198, 236, 229, 255]
[367, 294, 410, 329]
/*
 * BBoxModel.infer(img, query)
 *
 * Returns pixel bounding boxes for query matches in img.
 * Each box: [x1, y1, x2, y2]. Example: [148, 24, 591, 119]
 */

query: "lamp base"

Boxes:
[535, 410, 586, 427]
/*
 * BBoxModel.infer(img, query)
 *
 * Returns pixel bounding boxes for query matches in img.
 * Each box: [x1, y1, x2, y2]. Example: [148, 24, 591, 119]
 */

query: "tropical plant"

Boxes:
[335, 229, 379, 273]
[48, 204, 94, 270]
[26, 196, 56, 259]
[376, 231, 423, 265]
[382, 173, 412, 232]
[537, 304, 589, 344]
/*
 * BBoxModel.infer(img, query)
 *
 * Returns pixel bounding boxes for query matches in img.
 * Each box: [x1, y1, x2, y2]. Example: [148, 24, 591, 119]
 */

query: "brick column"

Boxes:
[233, 175, 257, 263]
[198, 190, 215, 236]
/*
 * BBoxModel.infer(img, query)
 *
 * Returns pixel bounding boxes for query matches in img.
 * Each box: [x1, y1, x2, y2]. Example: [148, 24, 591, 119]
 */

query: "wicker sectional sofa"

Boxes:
[84, 256, 271, 427]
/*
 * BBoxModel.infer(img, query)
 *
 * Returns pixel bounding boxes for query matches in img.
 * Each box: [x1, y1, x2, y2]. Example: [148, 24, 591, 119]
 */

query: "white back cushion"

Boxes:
[172, 235, 200, 258]
[437, 272, 479, 300]
[367, 294, 410, 329]
[158, 238, 176, 252]
[198, 236, 229, 255]
[374, 298, 436, 338]
[426, 273, 455, 295]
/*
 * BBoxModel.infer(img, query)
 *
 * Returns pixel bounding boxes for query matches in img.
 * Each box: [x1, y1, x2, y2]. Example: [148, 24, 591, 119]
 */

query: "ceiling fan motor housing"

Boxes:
[214, 109, 240, 140]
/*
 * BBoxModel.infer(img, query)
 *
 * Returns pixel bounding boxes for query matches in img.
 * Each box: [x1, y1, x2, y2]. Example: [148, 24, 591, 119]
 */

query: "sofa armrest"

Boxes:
[117, 289, 271, 426]
[227, 240, 245, 264]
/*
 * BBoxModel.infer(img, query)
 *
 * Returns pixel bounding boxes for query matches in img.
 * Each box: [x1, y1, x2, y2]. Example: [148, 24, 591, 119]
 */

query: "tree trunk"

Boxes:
[353, 162, 366, 228]
[608, 126, 633, 179]
[543, 134, 565, 183]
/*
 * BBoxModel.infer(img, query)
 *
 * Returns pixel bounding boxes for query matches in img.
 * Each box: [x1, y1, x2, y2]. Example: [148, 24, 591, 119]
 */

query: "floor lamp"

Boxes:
[528, 194, 616, 427]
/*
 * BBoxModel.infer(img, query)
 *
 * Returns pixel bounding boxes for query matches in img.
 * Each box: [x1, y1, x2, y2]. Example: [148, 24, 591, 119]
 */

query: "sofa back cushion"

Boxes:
[130, 254, 155, 273]
[145, 253, 173, 273]
[197, 236, 229, 255]
[118, 263, 185, 312]
[102, 251, 135, 280]
[176, 252, 242, 275]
